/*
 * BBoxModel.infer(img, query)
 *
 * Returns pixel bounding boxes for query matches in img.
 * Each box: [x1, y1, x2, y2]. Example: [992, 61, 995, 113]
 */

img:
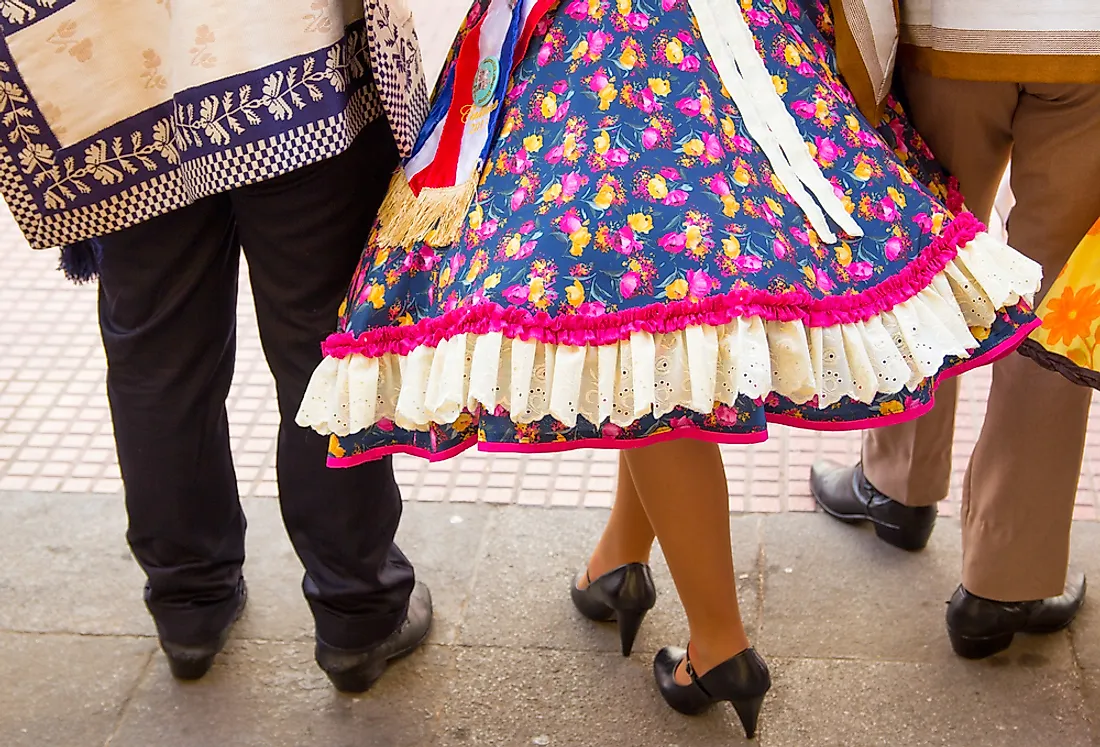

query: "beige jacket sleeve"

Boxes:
[829, 0, 900, 124]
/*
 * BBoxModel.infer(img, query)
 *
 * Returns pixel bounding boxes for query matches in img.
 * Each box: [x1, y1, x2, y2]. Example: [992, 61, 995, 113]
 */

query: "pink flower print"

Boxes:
[772, 237, 789, 260]
[560, 212, 583, 235]
[589, 72, 610, 93]
[601, 422, 624, 438]
[814, 136, 839, 166]
[659, 167, 681, 180]
[879, 197, 898, 222]
[663, 190, 689, 206]
[546, 145, 565, 165]
[504, 285, 529, 305]
[511, 150, 532, 174]
[857, 130, 878, 148]
[510, 188, 527, 212]
[606, 148, 630, 168]
[565, 0, 589, 19]
[627, 12, 650, 30]
[731, 134, 752, 152]
[791, 100, 816, 118]
[744, 9, 769, 25]
[848, 261, 873, 281]
[676, 98, 701, 117]
[642, 128, 661, 149]
[587, 31, 609, 56]
[516, 240, 537, 261]
[703, 133, 723, 160]
[735, 255, 762, 273]
[709, 173, 731, 197]
[613, 226, 642, 255]
[816, 267, 835, 293]
[913, 213, 933, 234]
[761, 205, 782, 229]
[561, 172, 583, 198]
[638, 87, 658, 113]
[537, 43, 553, 66]
[376, 418, 395, 432]
[661, 0, 676, 10]
[551, 100, 571, 122]
[714, 404, 738, 426]
[676, 30, 693, 44]
[520, 220, 536, 234]
[885, 236, 906, 261]
[620, 271, 641, 298]
[790, 226, 810, 245]
[507, 80, 529, 100]
[577, 301, 606, 316]
[669, 416, 693, 429]
[477, 219, 499, 240]
[796, 61, 815, 77]
[687, 269, 715, 299]
[553, 80, 569, 95]
[680, 55, 700, 72]
[658, 232, 686, 254]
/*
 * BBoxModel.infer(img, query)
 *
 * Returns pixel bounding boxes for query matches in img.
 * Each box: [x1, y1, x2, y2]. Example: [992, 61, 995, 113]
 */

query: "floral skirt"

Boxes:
[1020, 218, 1100, 389]
[296, 0, 1042, 466]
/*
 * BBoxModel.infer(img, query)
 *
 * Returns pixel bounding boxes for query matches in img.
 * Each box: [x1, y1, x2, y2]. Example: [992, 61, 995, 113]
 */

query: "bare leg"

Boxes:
[623, 440, 750, 682]
[580, 452, 656, 587]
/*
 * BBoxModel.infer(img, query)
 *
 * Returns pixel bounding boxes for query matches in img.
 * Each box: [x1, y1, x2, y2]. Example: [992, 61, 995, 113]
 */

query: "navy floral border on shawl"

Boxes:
[0, 17, 381, 249]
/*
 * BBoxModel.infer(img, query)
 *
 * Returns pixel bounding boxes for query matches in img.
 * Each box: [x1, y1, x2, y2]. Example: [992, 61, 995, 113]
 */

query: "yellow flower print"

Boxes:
[772, 75, 788, 96]
[367, 283, 385, 310]
[593, 183, 616, 210]
[649, 78, 671, 96]
[783, 44, 801, 67]
[617, 0, 631, 12]
[528, 277, 547, 304]
[523, 135, 543, 153]
[563, 133, 579, 160]
[572, 39, 589, 60]
[834, 242, 852, 266]
[598, 84, 618, 111]
[1043, 284, 1100, 347]
[664, 39, 684, 65]
[722, 117, 736, 138]
[699, 94, 713, 118]
[594, 131, 611, 154]
[627, 212, 653, 233]
[453, 413, 474, 432]
[337, 299, 347, 317]
[439, 264, 452, 288]
[683, 138, 705, 157]
[969, 325, 991, 342]
[887, 186, 907, 208]
[570, 226, 591, 255]
[879, 400, 905, 416]
[666, 278, 689, 300]
[543, 182, 563, 202]
[329, 435, 345, 458]
[764, 197, 785, 217]
[504, 234, 523, 258]
[733, 165, 752, 186]
[373, 245, 391, 268]
[772, 0, 787, 12]
[814, 99, 829, 121]
[647, 174, 669, 200]
[685, 224, 703, 253]
[722, 236, 741, 257]
[541, 92, 558, 119]
[566, 280, 585, 306]
[853, 161, 873, 181]
[484, 273, 502, 290]
[721, 194, 740, 218]
[620, 46, 638, 69]
[801, 266, 817, 287]
[397, 313, 414, 326]
[468, 204, 484, 230]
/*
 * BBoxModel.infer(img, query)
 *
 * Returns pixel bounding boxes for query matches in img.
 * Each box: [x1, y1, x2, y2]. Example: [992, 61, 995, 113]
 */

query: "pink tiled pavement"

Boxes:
[0, 0, 1095, 520]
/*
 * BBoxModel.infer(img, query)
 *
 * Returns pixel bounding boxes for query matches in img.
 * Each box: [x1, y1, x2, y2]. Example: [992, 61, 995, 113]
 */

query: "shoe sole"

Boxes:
[948, 615, 1078, 660]
[164, 583, 249, 681]
[328, 618, 434, 695]
[811, 490, 930, 552]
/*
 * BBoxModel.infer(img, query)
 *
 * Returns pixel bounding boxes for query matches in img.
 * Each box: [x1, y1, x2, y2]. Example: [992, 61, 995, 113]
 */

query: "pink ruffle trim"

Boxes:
[323, 212, 985, 359]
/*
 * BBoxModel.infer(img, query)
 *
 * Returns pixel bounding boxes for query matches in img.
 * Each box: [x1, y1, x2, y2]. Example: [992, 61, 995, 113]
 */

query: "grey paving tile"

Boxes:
[758, 656, 1090, 747]
[457, 506, 761, 655]
[0, 492, 148, 636]
[436, 646, 745, 747]
[757, 513, 1032, 663]
[1068, 522, 1100, 671]
[0, 631, 154, 747]
[110, 639, 452, 747]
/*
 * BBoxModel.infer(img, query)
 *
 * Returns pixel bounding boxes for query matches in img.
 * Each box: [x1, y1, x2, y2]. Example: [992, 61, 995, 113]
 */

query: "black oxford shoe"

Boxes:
[810, 461, 936, 551]
[316, 581, 433, 694]
[159, 578, 248, 681]
[946, 572, 1086, 659]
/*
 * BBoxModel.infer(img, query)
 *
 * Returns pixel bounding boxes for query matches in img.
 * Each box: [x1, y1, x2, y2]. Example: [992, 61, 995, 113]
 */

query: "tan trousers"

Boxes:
[863, 68, 1100, 602]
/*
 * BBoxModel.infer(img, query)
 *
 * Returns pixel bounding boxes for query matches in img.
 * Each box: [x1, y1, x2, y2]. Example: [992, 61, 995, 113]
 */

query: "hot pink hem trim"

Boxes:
[325, 318, 1039, 467]
[323, 214, 986, 358]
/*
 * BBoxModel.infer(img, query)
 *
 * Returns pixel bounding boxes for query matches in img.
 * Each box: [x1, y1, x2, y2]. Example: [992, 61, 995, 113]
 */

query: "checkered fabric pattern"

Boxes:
[366, 0, 432, 158]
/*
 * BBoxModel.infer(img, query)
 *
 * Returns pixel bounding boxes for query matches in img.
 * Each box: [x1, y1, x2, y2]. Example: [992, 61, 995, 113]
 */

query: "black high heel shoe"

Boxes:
[654, 646, 771, 739]
[570, 563, 657, 656]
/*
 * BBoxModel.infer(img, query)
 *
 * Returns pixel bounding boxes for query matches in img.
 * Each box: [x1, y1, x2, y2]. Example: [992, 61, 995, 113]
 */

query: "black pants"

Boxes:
[96, 119, 413, 650]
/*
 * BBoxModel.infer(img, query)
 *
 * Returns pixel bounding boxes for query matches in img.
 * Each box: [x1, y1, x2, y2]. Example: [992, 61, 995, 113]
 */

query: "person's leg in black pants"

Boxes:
[97, 194, 247, 651]
[231, 119, 415, 651]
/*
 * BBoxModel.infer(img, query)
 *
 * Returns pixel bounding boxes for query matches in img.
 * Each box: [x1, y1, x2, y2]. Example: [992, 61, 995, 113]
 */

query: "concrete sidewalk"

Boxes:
[1, 494, 1098, 747]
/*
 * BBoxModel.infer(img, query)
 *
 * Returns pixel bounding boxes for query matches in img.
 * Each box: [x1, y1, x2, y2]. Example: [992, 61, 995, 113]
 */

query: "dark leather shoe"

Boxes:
[946, 571, 1086, 659]
[810, 461, 936, 551]
[316, 581, 433, 694]
[159, 578, 248, 681]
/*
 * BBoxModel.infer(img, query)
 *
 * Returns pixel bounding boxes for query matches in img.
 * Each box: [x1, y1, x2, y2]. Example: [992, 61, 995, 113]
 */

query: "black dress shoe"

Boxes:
[159, 578, 248, 681]
[810, 461, 936, 551]
[654, 647, 771, 739]
[571, 563, 657, 656]
[316, 581, 433, 694]
[946, 572, 1086, 659]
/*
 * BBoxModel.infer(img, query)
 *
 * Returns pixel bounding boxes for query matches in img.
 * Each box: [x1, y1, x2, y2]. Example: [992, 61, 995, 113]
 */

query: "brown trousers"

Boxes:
[863, 68, 1100, 602]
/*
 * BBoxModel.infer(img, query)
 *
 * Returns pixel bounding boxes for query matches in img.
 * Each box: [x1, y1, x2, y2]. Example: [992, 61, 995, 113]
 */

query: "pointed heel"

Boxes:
[947, 628, 1015, 660]
[616, 609, 646, 657]
[731, 695, 765, 739]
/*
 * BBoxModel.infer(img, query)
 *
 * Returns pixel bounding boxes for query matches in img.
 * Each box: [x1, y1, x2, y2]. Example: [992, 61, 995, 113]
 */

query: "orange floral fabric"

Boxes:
[1031, 219, 1100, 370]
